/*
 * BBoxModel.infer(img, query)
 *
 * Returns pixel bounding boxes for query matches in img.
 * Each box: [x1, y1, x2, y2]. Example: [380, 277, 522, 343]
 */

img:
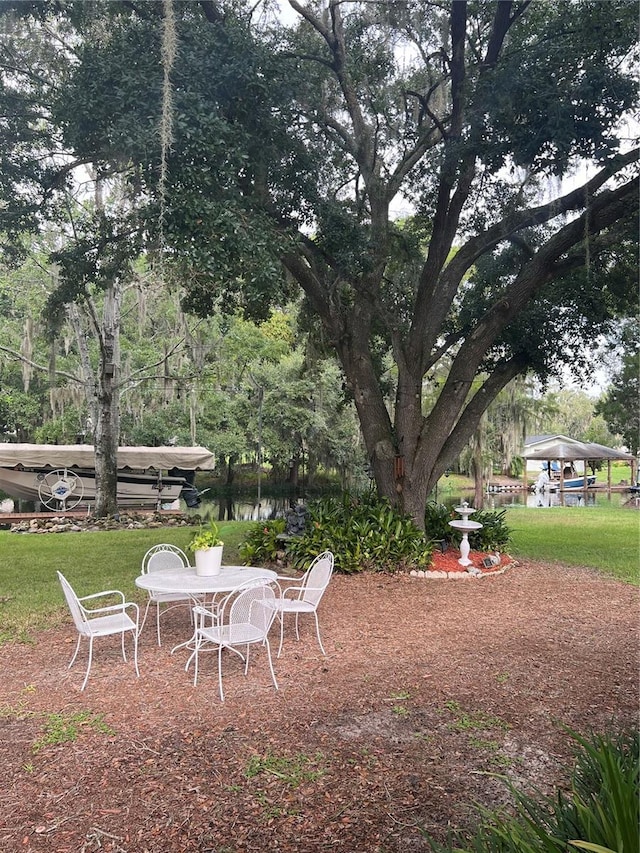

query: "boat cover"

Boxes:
[524, 439, 633, 461]
[0, 444, 215, 470]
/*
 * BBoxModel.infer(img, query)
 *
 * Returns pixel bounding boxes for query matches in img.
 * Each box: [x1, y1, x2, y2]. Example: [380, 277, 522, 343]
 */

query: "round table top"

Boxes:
[134, 565, 277, 594]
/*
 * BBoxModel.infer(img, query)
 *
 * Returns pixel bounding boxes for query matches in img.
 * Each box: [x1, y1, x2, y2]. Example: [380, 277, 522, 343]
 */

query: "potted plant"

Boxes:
[188, 520, 224, 576]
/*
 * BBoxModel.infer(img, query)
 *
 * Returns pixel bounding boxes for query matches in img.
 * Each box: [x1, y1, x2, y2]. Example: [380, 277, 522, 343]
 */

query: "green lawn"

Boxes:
[0, 521, 249, 642]
[1, 506, 638, 643]
[593, 462, 634, 486]
[505, 504, 639, 584]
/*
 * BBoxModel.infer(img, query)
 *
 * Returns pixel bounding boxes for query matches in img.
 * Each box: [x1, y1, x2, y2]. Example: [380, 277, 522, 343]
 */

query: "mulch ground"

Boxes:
[1, 560, 638, 853]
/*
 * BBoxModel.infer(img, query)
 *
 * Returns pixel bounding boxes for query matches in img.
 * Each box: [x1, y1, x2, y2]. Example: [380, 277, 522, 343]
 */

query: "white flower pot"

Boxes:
[194, 545, 223, 576]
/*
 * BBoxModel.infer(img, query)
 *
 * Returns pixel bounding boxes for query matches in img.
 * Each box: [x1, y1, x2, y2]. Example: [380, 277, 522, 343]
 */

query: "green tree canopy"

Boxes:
[595, 323, 640, 456]
[1, 0, 637, 526]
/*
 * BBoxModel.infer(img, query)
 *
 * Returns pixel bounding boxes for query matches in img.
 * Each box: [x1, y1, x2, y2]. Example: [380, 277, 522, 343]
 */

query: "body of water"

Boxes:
[194, 487, 635, 522]
[483, 489, 632, 510]
[3, 487, 634, 521]
[198, 494, 296, 522]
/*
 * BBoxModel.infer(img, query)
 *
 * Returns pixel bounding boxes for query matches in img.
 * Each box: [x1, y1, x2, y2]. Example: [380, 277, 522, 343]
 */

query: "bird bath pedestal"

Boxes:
[448, 502, 483, 568]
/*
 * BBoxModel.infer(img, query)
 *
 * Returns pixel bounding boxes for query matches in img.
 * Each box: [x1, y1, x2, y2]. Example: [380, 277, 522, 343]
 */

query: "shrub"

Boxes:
[241, 493, 432, 574]
[423, 727, 639, 853]
[467, 509, 511, 551]
[425, 502, 512, 552]
[425, 501, 455, 544]
[239, 518, 286, 565]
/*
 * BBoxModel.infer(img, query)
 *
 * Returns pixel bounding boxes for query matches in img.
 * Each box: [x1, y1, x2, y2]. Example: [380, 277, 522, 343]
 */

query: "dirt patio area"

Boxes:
[1, 561, 638, 853]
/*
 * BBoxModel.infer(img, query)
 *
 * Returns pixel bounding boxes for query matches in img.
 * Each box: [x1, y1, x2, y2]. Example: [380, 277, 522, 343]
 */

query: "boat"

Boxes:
[550, 475, 597, 491]
[0, 444, 215, 510]
[532, 469, 596, 493]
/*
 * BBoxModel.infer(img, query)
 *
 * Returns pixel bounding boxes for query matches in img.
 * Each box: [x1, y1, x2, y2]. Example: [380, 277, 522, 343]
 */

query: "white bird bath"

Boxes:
[448, 501, 483, 568]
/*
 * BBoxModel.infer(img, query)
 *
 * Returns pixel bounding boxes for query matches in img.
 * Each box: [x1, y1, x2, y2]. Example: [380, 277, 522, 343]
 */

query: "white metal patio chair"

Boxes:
[57, 571, 140, 691]
[139, 543, 199, 646]
[267, 550, 334, 657]
[186, 579, 278, 701]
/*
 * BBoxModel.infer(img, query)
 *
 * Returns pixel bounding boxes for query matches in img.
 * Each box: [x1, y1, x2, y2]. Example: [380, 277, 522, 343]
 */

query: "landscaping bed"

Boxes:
[1, 561, 637, 852]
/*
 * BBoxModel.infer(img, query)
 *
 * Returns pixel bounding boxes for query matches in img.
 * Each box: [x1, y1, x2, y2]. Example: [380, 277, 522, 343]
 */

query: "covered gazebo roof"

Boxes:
[522, 435, 635, 492]
[523, 437, 633, 462]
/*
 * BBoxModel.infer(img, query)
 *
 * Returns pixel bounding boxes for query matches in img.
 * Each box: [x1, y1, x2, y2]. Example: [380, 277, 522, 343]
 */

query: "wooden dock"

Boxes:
[486, 483, 527, 493]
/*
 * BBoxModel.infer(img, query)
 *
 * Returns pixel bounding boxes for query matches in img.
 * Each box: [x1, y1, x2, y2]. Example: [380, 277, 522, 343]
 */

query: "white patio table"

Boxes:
[135, 565, 278, 653]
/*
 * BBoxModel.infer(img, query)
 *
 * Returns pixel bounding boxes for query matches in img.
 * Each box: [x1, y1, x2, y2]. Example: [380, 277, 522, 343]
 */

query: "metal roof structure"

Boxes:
[524, 436, 633, 462]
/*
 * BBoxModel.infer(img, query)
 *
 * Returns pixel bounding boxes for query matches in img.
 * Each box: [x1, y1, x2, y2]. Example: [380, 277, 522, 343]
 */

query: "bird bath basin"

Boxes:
[448, 501, 483, 568]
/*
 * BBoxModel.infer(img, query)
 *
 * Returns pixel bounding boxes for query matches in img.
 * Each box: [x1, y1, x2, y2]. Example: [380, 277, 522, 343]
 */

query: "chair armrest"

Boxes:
[192, 603, 219, 628]
[79, 589, 126, 605]
[279, 584, 305, 598]
[83, 600, 138, 618]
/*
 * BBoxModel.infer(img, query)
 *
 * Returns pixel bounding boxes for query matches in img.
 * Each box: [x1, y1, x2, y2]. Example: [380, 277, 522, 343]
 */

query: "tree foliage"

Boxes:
[595, 322, 640, 456]
[0, 0, 637, 525]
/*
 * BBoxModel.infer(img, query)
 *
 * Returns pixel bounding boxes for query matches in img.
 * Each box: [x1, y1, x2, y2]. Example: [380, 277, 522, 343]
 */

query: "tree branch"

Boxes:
[483, 0, 514, 67]
[0, 344, 86, 385]
[429, 175, 639, 435]
[432, 354, 526, 481]
[415, 148, 639, 367]
[198, 0, 224, 24]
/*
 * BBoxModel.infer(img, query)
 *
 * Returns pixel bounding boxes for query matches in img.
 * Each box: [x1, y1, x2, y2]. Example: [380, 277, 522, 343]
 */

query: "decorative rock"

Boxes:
[8, 511, 194, 534]
[410, 564, 515, 580]
[477, 566, 507, 578]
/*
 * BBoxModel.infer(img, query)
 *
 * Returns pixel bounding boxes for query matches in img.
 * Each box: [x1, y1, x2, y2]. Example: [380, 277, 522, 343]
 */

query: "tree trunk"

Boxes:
[225, 454, 235, 486]
[94, 281, 121, 518]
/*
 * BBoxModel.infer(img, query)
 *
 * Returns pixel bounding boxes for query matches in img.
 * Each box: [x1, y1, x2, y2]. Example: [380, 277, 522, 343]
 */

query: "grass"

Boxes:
[244, 750, 326, 787]
[505, 503, 639, 584]
[0, 520, 249, 641]
[593, 462, 633, 486]
[1, 502, 637, 643]
[32, 710, 114, 753]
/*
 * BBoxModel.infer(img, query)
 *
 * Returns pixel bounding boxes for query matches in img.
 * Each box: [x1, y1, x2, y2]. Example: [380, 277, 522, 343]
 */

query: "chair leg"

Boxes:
[277, 609, 285, 658]
[313, 611, 326, 655]
[132, 629, 140, 678]
[264, 638, 278, 691]
[294, 613, 301, 641]
[190, 629, 202, 684]
[218, 644, 225, 701]
[80, 636, 94, 691]
[68, 634, 82, 669]
[121, 629, 128, 662]
[156, 603, 162, 647]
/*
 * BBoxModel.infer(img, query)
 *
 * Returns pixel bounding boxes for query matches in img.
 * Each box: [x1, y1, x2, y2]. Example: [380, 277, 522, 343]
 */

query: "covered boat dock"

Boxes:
[522, 436, 635, 495]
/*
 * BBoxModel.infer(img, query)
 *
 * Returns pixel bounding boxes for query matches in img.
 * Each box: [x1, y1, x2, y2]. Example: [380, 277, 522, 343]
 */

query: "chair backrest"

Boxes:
[300, 551, 334, 606]
[227, 581, 277, 639]
[57, 571, 88, 633]
[142, 543, 189, 574]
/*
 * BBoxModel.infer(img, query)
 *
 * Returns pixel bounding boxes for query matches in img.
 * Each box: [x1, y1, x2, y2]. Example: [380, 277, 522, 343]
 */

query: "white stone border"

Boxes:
[410, 561, 516, 580]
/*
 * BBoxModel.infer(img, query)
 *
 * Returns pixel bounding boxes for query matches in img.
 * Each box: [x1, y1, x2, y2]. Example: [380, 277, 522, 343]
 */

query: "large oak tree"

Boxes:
[1, 0, 637, 526]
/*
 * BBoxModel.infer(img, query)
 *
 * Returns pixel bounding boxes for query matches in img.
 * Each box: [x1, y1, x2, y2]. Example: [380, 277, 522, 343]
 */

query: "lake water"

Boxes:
[193, 488, 635, 522]
[196, 494, 297, 522]
[481, 490, 632, 510]
[2, 487, 633, 521]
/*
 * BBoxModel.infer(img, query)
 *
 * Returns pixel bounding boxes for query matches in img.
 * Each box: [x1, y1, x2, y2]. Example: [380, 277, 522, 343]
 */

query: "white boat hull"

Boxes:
[0, 468, 186, 507]
[544, 476, 597, 492]
[0, 444, 214, 510]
